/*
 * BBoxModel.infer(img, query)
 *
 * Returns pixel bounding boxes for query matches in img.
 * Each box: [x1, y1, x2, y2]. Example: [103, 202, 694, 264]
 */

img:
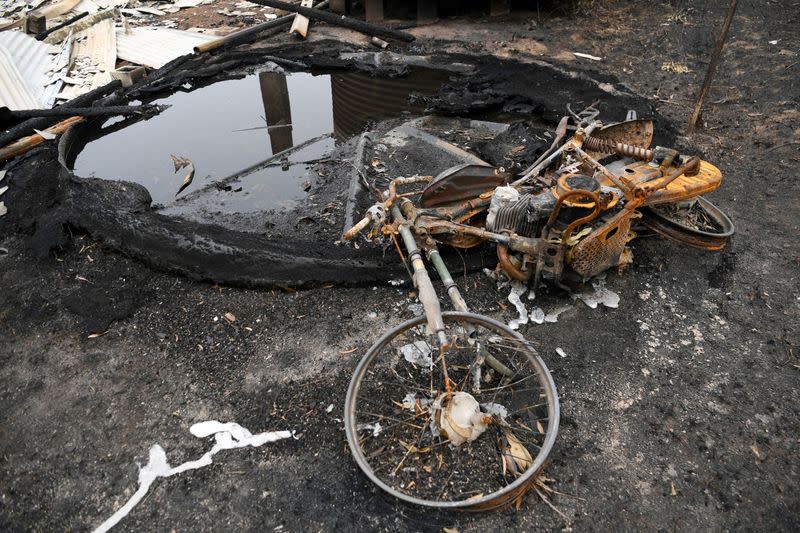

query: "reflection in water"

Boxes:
[259, 71, 294, 154]
[72, 67, 458, 216]
[331, 68, 454, 141]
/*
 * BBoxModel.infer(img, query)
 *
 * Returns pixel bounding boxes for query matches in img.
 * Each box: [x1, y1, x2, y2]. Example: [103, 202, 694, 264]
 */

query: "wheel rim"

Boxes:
[344, 311, 559, 511]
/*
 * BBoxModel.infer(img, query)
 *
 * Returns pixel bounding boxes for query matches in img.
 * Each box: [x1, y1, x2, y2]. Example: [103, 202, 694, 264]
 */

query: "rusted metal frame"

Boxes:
[496, 242, 530, 281]
[514, 122, 600, 187]
[573, 146, 632, 197]
[343, 175, 431, 241]
[543, 189, 601, 236]
[559, 191, 603, 243]
[636, 156, 701, 199]
[417, 195, 491, 220]
[512, 146, 563, 186]
[420, 217, 511, 245]
[417, 216, 540, 258]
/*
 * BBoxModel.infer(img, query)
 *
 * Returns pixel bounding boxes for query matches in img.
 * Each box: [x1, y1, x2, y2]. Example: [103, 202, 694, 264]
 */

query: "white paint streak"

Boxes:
[574, 279, 620, 309]
[93, 421, 293, 533]
[544, 304, 572, 323]
[507, 281, 529, 330]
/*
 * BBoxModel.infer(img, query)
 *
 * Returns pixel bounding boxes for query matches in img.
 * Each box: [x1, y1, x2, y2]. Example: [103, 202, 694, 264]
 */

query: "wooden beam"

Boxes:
[24, 13, 47, 35]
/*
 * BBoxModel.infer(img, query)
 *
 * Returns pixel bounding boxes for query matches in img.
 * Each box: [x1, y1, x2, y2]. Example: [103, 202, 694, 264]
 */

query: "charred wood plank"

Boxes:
[247, 0, 415, 42]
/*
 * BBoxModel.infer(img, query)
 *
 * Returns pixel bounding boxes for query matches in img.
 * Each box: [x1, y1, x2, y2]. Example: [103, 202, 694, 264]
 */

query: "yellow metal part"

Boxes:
[597, 160, 723, 206]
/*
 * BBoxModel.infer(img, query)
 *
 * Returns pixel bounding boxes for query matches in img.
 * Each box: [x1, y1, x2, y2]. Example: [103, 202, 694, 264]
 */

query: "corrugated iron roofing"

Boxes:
[0, 45, 40, 110]
[0, 30, 65, 109]
[116, 27, 214, 69]
[58, 17, 116, 101]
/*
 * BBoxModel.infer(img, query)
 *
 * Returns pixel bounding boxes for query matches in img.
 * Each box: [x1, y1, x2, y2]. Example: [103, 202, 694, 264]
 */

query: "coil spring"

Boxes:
[584, 136, 653, 160]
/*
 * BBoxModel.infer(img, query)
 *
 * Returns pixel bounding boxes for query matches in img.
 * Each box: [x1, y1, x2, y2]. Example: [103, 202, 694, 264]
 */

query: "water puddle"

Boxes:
[72, 67, 460, 217]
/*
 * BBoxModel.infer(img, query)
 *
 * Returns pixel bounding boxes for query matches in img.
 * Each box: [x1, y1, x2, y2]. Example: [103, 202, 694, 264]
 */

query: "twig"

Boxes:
[687, 0, 738, 132]
[766, 141, 800, 153]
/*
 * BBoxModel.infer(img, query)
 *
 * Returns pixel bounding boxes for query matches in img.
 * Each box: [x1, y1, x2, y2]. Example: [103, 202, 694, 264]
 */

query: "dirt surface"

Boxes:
[1, 1, 799, 531]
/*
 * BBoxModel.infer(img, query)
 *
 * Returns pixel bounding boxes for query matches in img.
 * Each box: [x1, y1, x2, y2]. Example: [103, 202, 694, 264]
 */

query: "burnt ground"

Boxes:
[1, 1, 799, 531]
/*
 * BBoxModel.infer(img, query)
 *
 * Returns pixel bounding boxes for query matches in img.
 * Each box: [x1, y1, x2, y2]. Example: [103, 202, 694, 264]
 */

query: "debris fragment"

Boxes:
[573, 52, 602, 61]
[400, 340, 432, 367]
[356, 422, 383, 437]
[661, 61, 691, 73]
[436, 392, 490, 446]
[500, 429, 533, 476]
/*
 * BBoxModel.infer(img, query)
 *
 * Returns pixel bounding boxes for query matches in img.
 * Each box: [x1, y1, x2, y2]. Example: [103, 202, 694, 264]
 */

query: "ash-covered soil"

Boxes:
[1, 1, 798, 531]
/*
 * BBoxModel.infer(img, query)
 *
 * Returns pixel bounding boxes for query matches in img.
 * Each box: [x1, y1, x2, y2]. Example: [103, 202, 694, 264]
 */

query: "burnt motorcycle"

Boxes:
[341, 109, 734, 510]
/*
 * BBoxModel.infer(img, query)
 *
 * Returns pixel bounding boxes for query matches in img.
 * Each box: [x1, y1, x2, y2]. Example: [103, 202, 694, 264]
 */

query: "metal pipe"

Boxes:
[425, 242, 514, 377]
[391, 205, 447, 347]
[426, 248, 468, 312]
[496, 243, 531, 281]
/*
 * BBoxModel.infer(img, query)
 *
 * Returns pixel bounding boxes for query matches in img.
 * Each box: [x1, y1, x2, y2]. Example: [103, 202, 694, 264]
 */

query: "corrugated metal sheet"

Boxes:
[0, 45, 39, 110]
[116, 27, 214, 69]
[0, 30, 65, 109]
[58, 17, 117, 101]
